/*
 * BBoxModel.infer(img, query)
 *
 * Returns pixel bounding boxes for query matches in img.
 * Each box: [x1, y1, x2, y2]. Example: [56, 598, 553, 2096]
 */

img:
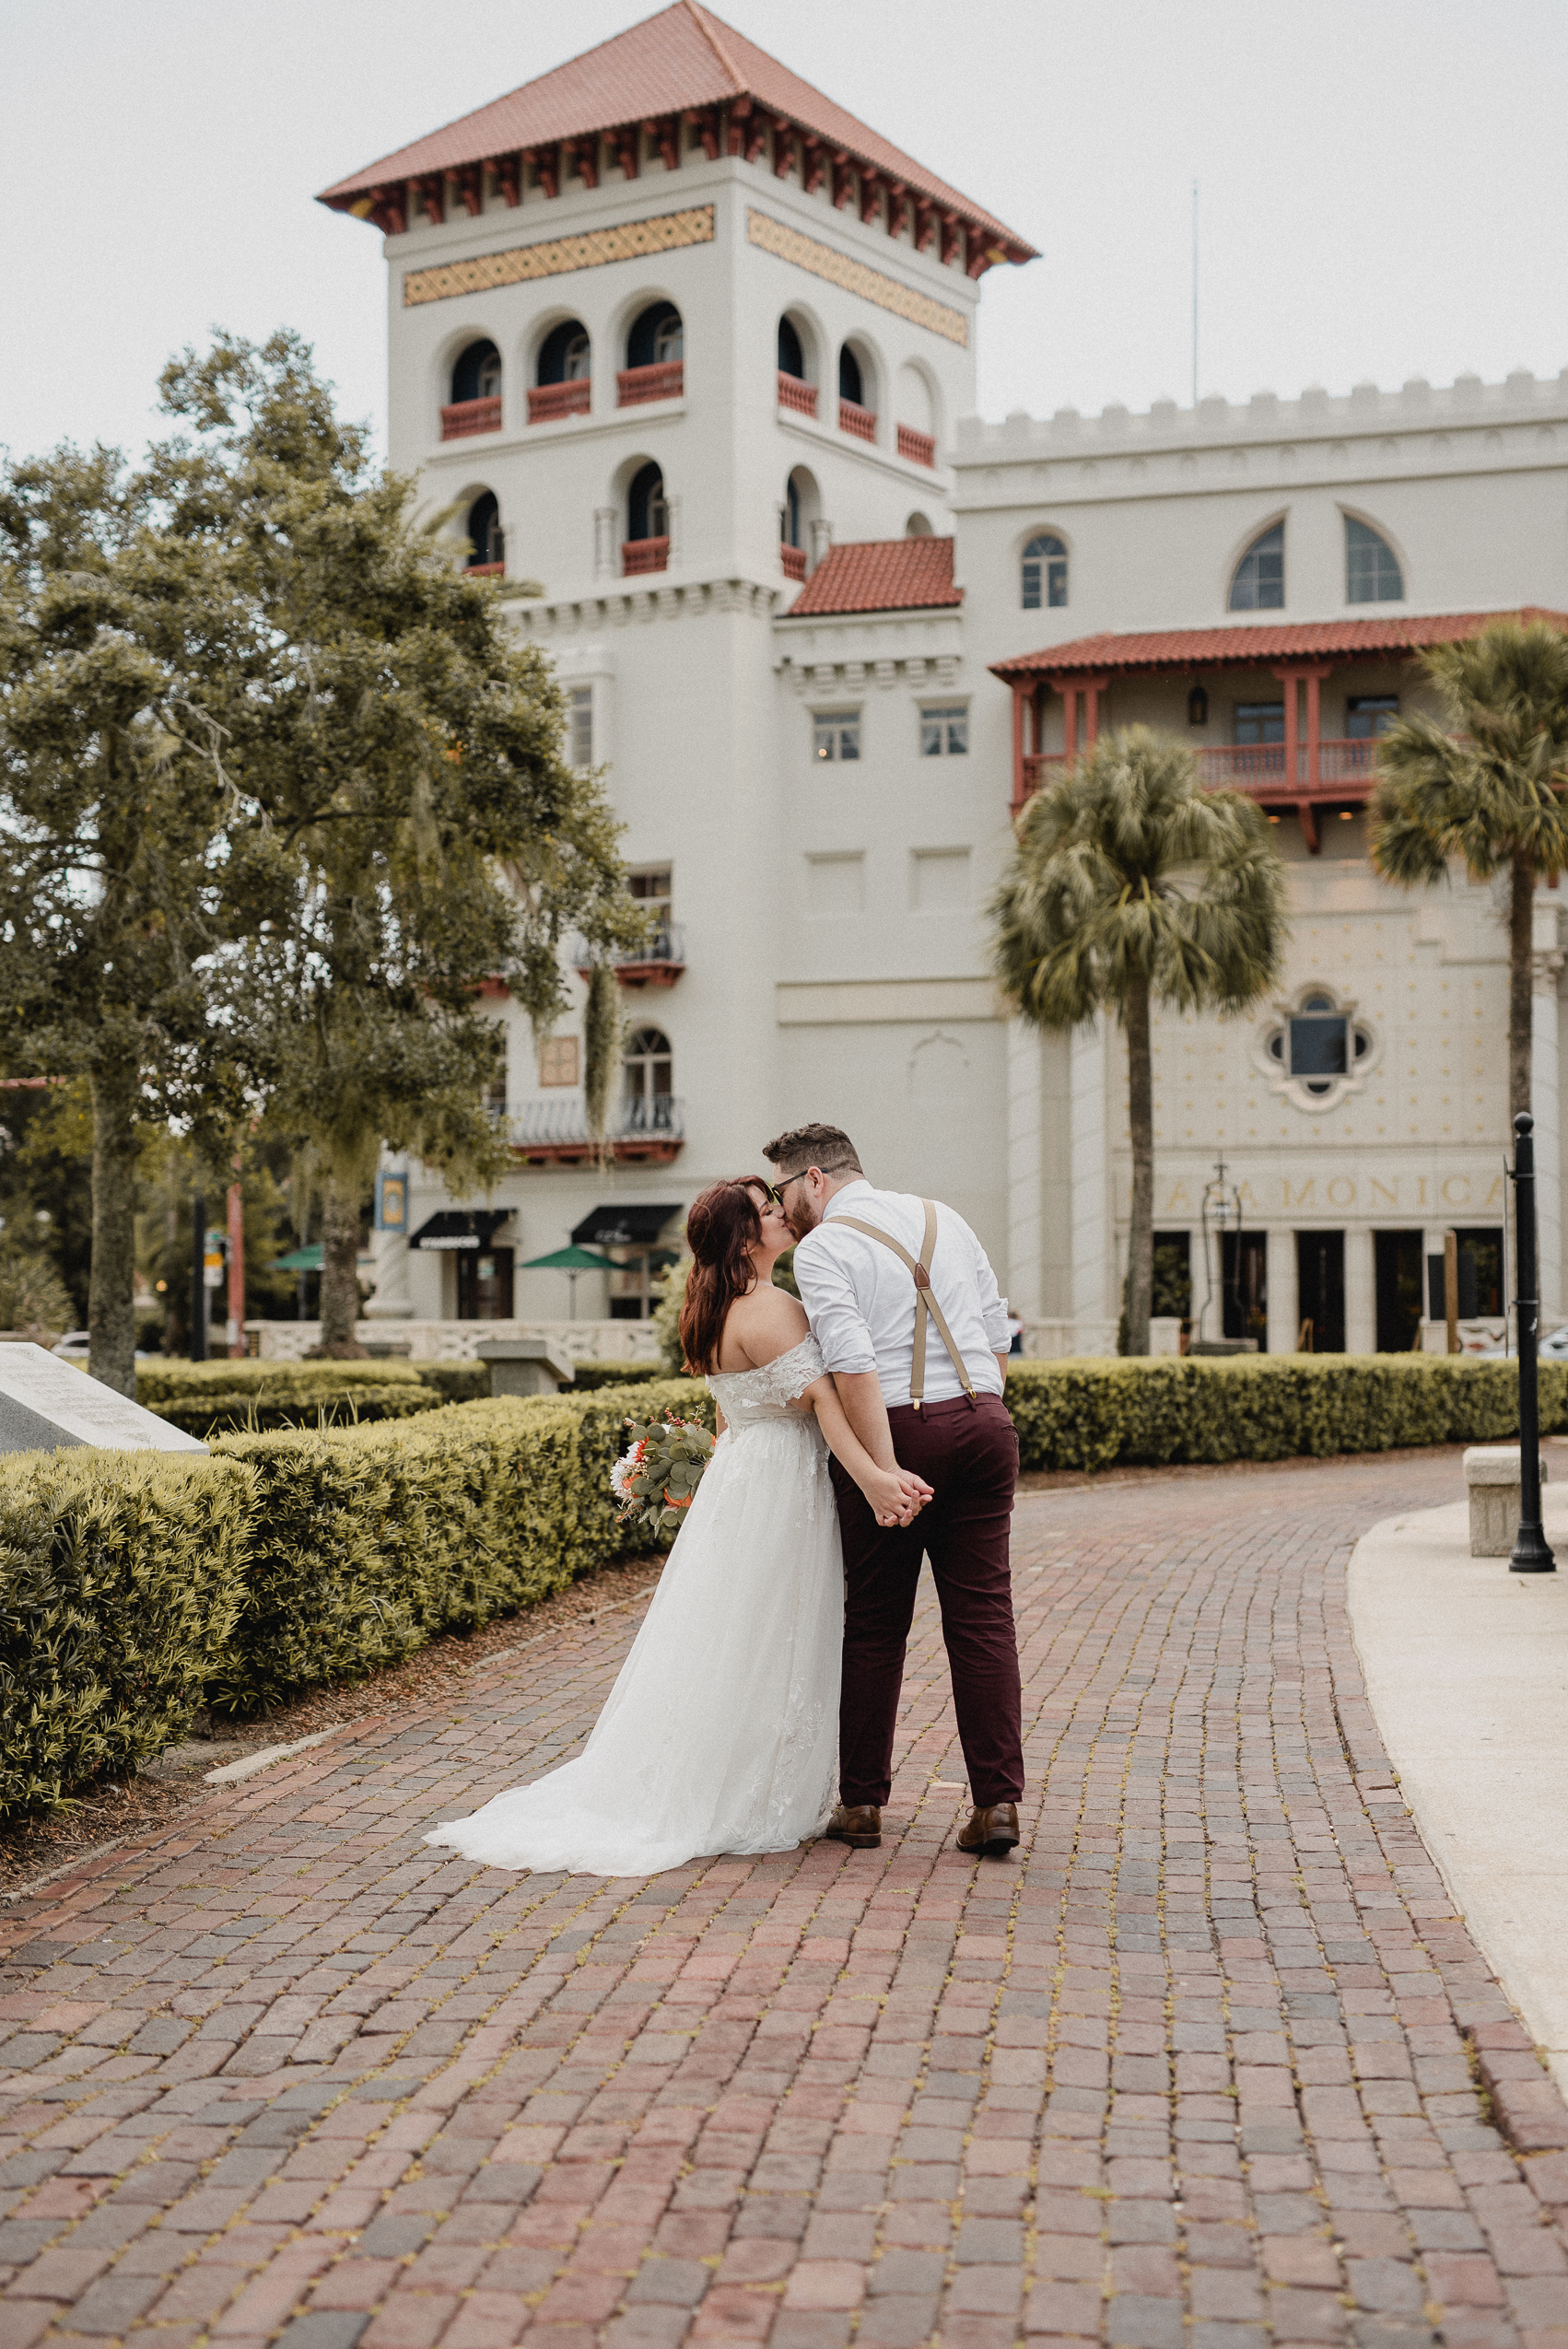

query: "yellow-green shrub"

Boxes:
[1004, 1353, 1563, 1473]
[136, 1356, 493, 1436]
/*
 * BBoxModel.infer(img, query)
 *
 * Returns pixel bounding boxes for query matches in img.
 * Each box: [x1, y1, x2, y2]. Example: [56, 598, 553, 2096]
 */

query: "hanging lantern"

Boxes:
[1188, 684, 1209, 727]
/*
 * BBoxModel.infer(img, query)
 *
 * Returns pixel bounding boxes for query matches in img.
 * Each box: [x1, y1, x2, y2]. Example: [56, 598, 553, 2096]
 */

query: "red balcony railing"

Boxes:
[896, 423, 936, 467]
[839, 399, 877, 443]
[1021, 737, 1382, 803]
[528, 380, 590, 424]
[440, 397, 502, 441]
[466, 562, 505, 578]
[622, 536, 670, 577]
[617, 362, 684, 406]
[778, 372, 818, 418]
[781, 543, 806, 582]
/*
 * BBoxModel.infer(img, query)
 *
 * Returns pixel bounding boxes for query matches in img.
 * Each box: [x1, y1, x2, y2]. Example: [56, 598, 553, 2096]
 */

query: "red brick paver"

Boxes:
[1, 1448, 1566, 2349]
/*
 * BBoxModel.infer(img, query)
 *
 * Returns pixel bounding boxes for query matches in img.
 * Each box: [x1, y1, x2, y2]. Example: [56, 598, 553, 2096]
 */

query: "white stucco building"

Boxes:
[305, 0, 1568, 1361]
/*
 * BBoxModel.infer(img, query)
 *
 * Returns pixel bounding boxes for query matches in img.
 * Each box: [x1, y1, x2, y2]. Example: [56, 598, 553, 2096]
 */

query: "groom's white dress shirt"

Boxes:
[793, 1179, 1011, 1411]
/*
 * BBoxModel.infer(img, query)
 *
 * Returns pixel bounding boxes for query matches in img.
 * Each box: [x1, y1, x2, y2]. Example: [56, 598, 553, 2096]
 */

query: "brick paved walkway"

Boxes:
[3, 1449, 1568, 2349]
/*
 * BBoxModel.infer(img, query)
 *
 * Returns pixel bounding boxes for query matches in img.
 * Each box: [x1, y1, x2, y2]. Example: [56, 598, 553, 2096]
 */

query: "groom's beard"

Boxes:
[784, 1194, 816, 1243]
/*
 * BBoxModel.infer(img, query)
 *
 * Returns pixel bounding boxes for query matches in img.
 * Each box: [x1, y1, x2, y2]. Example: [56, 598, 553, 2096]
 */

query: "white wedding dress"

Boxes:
[425, 1335, 843, 1876]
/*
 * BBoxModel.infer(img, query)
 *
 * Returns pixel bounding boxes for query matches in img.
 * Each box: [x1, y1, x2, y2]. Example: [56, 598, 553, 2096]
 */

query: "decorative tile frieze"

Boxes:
[746, 208, 967, 346]
[403, 204, 716, 308]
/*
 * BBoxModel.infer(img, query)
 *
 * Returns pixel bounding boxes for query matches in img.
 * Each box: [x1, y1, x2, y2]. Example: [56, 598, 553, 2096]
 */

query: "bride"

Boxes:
[425, 1176, 931, 1877]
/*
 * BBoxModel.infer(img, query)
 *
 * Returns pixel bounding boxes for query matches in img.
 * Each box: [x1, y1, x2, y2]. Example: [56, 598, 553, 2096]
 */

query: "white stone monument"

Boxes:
[0, 1344, 209, 1456]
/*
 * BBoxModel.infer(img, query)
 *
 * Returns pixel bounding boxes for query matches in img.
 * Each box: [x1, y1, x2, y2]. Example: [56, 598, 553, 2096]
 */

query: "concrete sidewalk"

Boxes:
[1349, 1478, 1568, 2118]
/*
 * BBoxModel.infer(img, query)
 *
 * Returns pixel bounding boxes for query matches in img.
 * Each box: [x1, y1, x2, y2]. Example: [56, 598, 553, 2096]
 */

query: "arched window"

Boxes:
[465, 492, 504, 571]
[838, 344, 864, 405]
[627, 462, 667, 544]
[537, 321, 591, 384]
[778, 316, 805, 380]
[1345, 516, 1403, 603]
[1022, 534, 1067, 610]
[624, 1027, 673, 1128]
[627, 302, 683, 368]
[451, 340, 501, 403]
[1230, 523, 1284, 611]
[906, 512, 933, 538]
[784, 475, 802, 550]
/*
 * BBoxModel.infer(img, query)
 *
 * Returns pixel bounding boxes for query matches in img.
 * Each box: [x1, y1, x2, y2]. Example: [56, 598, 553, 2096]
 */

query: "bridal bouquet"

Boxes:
[610, 1410, 716, 1537]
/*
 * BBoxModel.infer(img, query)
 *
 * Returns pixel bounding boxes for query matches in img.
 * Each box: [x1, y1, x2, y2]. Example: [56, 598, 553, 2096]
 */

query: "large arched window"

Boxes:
[627, 301, 683, 367]
[838, 344, 865, 405]
[1230, 523, 1284, 610]
[778, 316, 805, 379]
[465, 493, 504, 572]
[1345, 516, 1403, 603]
[537, 321, 591, 384]
[627, 462, 667, 544]
[624, 1027, 673, 1130]
[1022, 534, 1067, 610]
[451, 340, 501, 403]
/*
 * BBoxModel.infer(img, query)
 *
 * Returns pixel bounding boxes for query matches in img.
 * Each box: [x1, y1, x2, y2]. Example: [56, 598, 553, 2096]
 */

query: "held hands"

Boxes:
[866, 1465, 936, 1528]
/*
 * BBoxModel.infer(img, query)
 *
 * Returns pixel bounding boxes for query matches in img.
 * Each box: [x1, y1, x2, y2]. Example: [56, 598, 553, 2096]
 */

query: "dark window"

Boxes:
[451, 339, 501, 403]
[1021, 533, 1067, 611]
[537, 320, 591, 384]
[1153, 1232, 1191, 1321]
[1346, 516, 1403, 602]
[778, 316, 805, 379]
[1230, 521, 1284, 610]
[1222, 1230, 1269, 1350]
[627, 462, 667, 542]
[838, 344, 864, 405]
[1289, 995, 1348, 1090]
[1345, 694, 1398, 740]
[1296, 1229, 1345, 1352]
[1235, 700, 1285, 744]
[457, 1246, 514, 1320]
[784, 473, 802, 547]
[628, 301, 683, 367]
[1427, 1228, 1505, 1321]
[1375, 1231, 1423, 1352]
[466, 492, 504, 569]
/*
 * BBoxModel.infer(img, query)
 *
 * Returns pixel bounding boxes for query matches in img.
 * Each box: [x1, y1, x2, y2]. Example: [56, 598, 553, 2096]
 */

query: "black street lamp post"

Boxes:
[1510, 1111, 1555, 1573]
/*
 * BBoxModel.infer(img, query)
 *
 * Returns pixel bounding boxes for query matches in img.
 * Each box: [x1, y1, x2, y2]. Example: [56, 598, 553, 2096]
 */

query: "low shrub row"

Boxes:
[1003, 1352, 1563, 1473]
[135, 1356, 489, 1436]
[570, 1360, 666, 1390]
[0, 1377, 710, 1815]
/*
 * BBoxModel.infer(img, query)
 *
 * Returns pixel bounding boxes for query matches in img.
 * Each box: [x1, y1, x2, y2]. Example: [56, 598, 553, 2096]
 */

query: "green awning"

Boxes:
[273, 1244, 323, 1272]
[520, 1245, 611, 1272]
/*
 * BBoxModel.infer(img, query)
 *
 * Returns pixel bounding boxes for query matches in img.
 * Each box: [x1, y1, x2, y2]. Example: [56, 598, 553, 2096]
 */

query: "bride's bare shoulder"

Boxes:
[717, 1285, 811, 1371]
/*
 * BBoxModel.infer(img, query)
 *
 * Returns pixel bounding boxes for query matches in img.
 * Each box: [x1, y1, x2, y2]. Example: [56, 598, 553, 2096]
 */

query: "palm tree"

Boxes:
[1370, 617, 1568, 1123]
[991, 727, 1286, 1355]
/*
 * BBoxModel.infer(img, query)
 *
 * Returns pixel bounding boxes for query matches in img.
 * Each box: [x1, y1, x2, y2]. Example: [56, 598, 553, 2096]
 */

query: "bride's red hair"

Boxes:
[678, 1179, 766, 1373]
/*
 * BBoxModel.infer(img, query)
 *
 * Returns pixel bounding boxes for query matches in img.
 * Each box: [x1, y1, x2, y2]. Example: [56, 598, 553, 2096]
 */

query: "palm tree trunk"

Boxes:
[1125, 969, 1154, 1356]
[88, 1062, 138, 1397]
[1510, 848, 1535, 1125]
[318, 1176, 366, 1356]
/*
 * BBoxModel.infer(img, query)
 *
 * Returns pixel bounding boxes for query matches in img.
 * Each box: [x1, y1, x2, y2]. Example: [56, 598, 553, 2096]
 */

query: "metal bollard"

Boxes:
[1509, 1112, 1555, 1573]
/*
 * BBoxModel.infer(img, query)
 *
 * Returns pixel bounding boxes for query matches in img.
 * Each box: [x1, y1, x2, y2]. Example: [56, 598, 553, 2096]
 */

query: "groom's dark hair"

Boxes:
[762, 1123, 864, 1183]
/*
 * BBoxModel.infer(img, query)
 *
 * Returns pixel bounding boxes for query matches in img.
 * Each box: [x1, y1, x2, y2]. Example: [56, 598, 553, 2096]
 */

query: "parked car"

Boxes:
[50, 1331, 154, 1364]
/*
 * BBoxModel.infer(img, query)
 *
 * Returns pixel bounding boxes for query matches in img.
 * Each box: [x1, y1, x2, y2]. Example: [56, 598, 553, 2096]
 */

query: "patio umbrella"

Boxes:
[520, 1244, 611, 1318]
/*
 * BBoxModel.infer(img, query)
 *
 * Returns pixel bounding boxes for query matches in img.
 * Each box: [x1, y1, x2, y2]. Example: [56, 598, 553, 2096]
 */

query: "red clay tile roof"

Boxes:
[318, 2, 1033, 256]
[785, 536, 963, 618]
[991, 609, 1568, 680]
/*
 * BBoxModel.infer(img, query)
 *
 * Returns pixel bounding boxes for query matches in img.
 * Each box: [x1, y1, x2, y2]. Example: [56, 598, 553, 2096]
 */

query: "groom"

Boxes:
[764, 1123, 1024, 1858]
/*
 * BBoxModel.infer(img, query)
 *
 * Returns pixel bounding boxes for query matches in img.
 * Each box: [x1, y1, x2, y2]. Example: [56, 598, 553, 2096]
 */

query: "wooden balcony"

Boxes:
[617, 361, 684, 406]
[528, 380, 590, 424]
[778, 372, 818, 418]
[573, 926, 686, 989]
[1019, 737, 1382, 849]
[439, 396, 502, 440]
[896, 423, 936, 467]
[622, 536, 670, 578]
[838, 398, 877, 443]
[781, 543, 806, 582]
[466, 562, 505, 578]
[510, 1096, 685, 1167]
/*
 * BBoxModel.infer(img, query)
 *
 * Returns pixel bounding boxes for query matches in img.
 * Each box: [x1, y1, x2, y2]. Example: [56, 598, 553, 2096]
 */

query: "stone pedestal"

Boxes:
[1464, 1443, 1549, 1557]
[0, 1345, 208, 1455]
[475, 1338, 577, 1397]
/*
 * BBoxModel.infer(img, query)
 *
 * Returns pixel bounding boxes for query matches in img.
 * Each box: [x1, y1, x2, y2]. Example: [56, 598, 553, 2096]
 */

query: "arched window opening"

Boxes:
[622, 303, 684, 404]
[778, 316, 805, 379]
[1021, 533, 1067, 610]
[779, 467, 819, 582]
[465, 492, 504, 573]
[624, 463, 669, 575]
[1230, 522, 1284, 611]
[1345, 516, 1403, 603]
[837, 344, 876, 441]
[784, 477, 802, 549]
[624, 1027, 674, 1131]
[451, 340, 501, 403]
[838, 344, 864, 404]
[536, 321, 591, 384]
[906, 512, 933, 538]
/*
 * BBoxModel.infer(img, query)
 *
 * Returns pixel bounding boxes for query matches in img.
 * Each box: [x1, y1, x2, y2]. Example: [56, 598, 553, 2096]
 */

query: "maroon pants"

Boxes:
[829, 1392, 1024, 1809]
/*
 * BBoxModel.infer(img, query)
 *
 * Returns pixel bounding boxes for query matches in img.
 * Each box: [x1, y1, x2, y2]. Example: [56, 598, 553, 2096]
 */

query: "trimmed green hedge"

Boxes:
[570, 1360, 666, 1390]
[1004, 1353, 1565, 1473]
[136, 1355, 489, 1436]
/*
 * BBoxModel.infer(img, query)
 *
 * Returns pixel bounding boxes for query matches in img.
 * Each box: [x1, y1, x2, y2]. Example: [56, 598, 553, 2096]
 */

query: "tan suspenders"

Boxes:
[832, 1198, 977, 1412]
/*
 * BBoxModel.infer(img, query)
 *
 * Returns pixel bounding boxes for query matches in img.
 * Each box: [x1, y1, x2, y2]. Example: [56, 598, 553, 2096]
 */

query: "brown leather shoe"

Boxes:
[823, 1804, 882, 1849]
[956, 1802, 1020, 1857]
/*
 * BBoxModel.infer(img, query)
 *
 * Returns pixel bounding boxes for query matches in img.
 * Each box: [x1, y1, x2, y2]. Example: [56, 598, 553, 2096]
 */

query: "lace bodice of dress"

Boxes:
[707, 1333, 826, 1430]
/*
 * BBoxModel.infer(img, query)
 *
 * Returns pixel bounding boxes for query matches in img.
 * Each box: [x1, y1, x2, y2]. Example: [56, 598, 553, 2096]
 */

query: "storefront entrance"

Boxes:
[1221, 1230, 1269, 1350]
[1374, 1231, 1423, 1352]
[1296, 1230, 1345, 1352]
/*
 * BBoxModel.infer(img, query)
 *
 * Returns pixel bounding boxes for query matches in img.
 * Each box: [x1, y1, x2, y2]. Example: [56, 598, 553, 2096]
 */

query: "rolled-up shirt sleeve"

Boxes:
[794, 1230, 878, 1375]
[962, 1215, 1012, 1354]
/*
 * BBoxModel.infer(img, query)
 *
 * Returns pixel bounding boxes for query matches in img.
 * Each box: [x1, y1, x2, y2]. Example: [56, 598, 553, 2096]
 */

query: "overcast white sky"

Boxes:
[6, 0, 1566, 469]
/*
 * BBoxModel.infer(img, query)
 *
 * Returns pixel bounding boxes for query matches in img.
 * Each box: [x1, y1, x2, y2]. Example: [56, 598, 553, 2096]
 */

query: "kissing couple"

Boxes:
[427, 1123, 1025, 1876]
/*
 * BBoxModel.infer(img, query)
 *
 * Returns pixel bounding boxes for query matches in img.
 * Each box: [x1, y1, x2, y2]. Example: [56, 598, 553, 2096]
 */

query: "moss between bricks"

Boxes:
[0, 1355, 1549, 1819]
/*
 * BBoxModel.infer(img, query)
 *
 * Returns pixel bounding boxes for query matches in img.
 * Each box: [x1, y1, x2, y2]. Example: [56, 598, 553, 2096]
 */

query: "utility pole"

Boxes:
[1509, 1113, 1554, 1572]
